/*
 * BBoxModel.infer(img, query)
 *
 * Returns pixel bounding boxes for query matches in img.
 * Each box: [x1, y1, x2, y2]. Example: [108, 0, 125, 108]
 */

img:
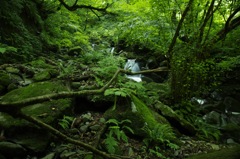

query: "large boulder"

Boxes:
[186, 145, 240, 159]
[104, 95, 173, 138]
[154, 101, 197, 136]
[0, 71, 12, 95]
[0, 81, 72, 157]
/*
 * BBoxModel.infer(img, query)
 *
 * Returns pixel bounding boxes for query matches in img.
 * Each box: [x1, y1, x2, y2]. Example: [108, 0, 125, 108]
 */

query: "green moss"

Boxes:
[104, 95, 172, 137]
[0, 112, 27, 128]
[0, 71, 11, 86]
[1, 81, 64, 102]
[144, 82, 171, 100]
[30, 59, 55, 69]
[5, 67, 20, 74]
[186, 146, 240, 159]
[0, 81, 72, 127]
[33, 71, 51, 82]
[131, 94, 168, 129]
[155, 101, 197, 135]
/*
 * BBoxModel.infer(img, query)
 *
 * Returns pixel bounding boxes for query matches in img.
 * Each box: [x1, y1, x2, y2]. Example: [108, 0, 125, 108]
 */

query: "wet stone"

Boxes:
[90, 124, 101, 131]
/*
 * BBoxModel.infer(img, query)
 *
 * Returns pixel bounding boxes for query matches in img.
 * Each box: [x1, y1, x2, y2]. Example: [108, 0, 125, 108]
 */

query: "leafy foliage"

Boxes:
[58, 115, 74, 130]
[57, 60, 78, 79]
[143, 123, 178, 148]
[170, 45, 221, 101]
[217, 55, 240, 72]
[0, 43, 17, 54]
[104, 118, 134, 154]
[0, 0, 43, 59]
[92, 54, 125, 80]
[195, 118, 221, 141]
[142, 123, 178, 158]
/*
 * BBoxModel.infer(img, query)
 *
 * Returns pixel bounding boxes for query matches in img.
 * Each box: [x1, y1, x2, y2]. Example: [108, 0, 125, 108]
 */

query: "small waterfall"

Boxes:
[124, 59, 142, 82]
[110, 47, 115, 54]
[92, 43, 96, 50]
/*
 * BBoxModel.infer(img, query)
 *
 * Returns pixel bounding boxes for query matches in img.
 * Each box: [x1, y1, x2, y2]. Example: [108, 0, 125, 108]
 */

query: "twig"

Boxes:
[0, 68, 169, 113]
[17, 112, 122, 159]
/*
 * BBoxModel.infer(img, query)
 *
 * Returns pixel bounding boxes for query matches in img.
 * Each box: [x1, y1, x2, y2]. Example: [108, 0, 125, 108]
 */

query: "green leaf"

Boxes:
[64, 115, 74, 122]
[84, 154, 93, 159]
[120, 131, 128, 143]
[106, 118, 119, 125]
[105, 135, 118, 154]
[120, 119, 132, 124]
[109, 125, 120, 130]
[0, 48, 6, 54]
[104, 89, 116, 96]
[122, 126, 134, 134]
[115, 90, 127, 97]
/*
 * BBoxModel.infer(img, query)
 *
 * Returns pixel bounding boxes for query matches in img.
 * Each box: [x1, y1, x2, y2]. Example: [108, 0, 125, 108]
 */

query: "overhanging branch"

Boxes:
[58, 0, 109, 12]
[0, 67, 169, 113]
[167, 0, 194, 60]
[18, 112, 125, 159]
[0, 67, 168, 158]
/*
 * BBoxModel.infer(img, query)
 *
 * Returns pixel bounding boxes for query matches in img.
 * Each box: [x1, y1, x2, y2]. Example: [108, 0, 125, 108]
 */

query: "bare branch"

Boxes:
[0, 68, 169, 158]
[0, 68, 169, 113]
[167, 0, 194, 60]
[210, 6, 240, 44]
[198, 0, 215, 44]
[58, 0, 109, 12]
[18, 112, 127, 159]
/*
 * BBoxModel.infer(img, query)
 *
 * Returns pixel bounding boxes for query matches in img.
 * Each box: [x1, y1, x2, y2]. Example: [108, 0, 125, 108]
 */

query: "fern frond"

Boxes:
[120, 131, 128, 143]
[122, 126, 134, 134]
[106, 119, 119, 125]
[105, 134, 118, 154]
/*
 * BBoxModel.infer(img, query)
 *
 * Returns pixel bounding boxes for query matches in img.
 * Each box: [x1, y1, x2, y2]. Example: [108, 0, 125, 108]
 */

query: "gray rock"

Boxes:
[0, 81, 72, 152]
[203, 111, 221, 126]
[226, 138, 236, 144]
[224, 97, 240, 113]
[99, 117, 106, 123]
[90, 124, 101, 131]
[80, 125, 89, 133]
[81, 113, 93, 122]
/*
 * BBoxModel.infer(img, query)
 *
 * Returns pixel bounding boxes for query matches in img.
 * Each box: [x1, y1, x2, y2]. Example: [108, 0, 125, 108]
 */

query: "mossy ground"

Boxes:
[186, 146, 240, 159]
[0, 81, 72, 128]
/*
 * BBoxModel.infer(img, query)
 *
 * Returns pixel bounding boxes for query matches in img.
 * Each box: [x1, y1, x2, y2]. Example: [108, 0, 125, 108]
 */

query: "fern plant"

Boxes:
[149, 146, 168, 159]
[104, 81, 147, 110]
[57, 60, 77, 79]
[104, 118, 134, 154]
[143, 124, 177, 148]
[92, 54, 125, 79]
[142, 123, 179, 158]
[195, 118, 221, 141]
[58, 115, 74, 130]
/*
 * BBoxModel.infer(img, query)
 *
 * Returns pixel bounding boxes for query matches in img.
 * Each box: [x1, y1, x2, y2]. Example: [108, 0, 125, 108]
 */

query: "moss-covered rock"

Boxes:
[5, 67, 20, 74]
[104, 95, 172, 138]
[33, 70, 51, 82]
[0, 71, 11, 87]
[0, 81, 72, 152]
[0, 71, 12, 95]
[30, 59, 55, 69]
[186, 146, 240, 159]
[154, 101, 197, 136]
[1, 81, 72, 126]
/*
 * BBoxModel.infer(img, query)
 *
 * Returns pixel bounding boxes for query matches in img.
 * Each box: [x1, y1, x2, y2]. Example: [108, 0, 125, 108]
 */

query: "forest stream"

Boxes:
[1, 0, 240, 159]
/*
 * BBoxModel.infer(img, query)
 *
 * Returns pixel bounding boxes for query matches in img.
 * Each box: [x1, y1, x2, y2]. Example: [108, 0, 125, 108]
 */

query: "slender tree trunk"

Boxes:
[166, 0, 194, 103]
